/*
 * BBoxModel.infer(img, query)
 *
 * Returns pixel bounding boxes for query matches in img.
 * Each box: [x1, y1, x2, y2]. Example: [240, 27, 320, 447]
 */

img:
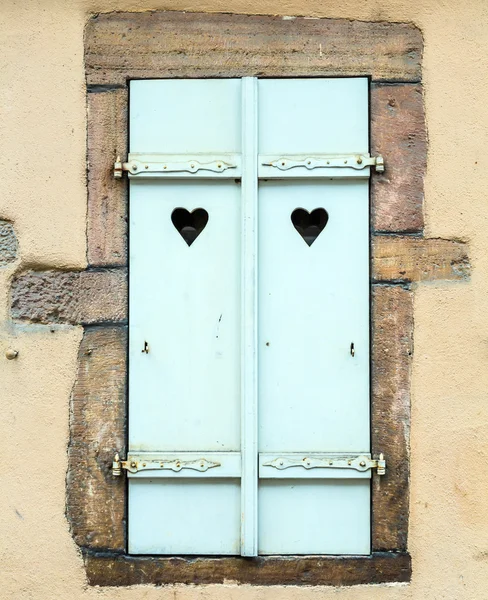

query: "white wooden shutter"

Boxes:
[257, 79, 370, 554]
[128, 78, 371, 556]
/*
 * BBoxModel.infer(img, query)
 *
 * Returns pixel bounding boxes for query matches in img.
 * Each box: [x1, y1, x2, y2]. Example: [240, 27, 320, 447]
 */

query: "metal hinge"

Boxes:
[261, 154, 385, 173]
[112, 453, 221, 476]
[262, 453, 386, 475]
[113, 154, 239, 178]
[114, 153, 384, 178]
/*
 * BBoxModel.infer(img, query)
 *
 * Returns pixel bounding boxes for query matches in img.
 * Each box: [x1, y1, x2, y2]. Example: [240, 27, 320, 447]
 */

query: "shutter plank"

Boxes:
[257, 79, 371, 555]
[129, 80, 242, 554]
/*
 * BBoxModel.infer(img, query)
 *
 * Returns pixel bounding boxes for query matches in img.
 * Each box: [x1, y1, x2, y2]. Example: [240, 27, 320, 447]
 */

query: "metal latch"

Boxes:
[263, 453, 386, 475]
[112, 453, 221, 476]
[261, 154, 385, 173]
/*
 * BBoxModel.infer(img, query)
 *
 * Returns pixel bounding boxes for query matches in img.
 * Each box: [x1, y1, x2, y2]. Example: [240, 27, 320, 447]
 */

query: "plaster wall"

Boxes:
[1, 0, 488, 598]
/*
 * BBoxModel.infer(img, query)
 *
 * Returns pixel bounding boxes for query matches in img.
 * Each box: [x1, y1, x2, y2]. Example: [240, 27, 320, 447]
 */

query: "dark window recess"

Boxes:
[171, 208, 209, 246]
[291, 208, 329, 246]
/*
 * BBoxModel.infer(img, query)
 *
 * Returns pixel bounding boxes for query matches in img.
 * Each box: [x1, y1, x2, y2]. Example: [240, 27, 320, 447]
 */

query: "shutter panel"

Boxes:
[257, 79, 370, 554]
[128, 80, 243, 555]
[128, 78, 371, 556]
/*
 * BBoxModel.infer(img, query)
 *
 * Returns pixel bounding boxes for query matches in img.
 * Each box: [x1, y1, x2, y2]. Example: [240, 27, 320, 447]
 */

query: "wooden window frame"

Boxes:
[10, 10, 470, 586]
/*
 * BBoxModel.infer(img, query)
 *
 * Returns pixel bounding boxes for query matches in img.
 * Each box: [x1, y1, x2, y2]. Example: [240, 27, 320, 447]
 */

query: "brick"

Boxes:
[373, 236, 470, 282]
[371, 84, 427, 232]
[11, 269, 127, 324]
[0, 220, 18, 266]
[84, 550, 411, 586]
[87, 88, 128, 266]
[85, 12, 422, 85]
[67, 327, 127, 550]
[371, 285, 413, 550]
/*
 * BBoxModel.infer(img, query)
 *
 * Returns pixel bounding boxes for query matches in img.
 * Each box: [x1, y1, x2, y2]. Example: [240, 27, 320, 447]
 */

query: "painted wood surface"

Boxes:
[257, 79, 370, 555]
[129, 80, 243, 554]
[129, 77, 370, 555]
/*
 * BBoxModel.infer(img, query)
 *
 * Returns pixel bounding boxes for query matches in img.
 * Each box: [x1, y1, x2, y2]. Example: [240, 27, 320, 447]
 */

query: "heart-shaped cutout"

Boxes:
[171, 208, 209, 246]
[291, 208, 329, 246]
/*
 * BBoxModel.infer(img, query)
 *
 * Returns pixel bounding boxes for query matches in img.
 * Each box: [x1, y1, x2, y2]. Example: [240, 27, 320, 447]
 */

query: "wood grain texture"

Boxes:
[373, 237, 470, 282]
[371, 84, 427, 232]
[371, 285, 413, 550]
[83, 550, 411, 586]
[11, 269, 127, 324]
[67, 326, 127, 551]
[85, 12, 423, 85]
[87, 88, 128, 266]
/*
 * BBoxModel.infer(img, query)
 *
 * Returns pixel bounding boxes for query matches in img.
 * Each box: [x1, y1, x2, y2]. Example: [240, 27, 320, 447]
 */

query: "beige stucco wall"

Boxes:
[1, 0, 488, 597]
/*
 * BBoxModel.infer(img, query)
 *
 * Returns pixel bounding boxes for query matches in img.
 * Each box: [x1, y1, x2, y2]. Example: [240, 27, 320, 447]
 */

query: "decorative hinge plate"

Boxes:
[261, 154, 385, 173]
[113, 154, 240, 178]
[112, 453, 221, 476]
[262, 453, 386, 475]
[114, 153, 384, 178]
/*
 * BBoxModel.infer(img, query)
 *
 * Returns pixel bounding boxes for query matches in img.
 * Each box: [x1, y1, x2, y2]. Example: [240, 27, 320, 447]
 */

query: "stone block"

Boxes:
[85, 12, 423, 85]
[11, 269, 127, 324]
[67, 326, 127, 551]
[371, 84, 427, 232]
[87, 89, 128, 266]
